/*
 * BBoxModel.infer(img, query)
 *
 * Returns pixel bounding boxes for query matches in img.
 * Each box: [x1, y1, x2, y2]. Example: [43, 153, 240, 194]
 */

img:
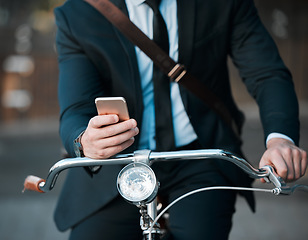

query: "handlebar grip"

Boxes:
[23, 175, 46, 193]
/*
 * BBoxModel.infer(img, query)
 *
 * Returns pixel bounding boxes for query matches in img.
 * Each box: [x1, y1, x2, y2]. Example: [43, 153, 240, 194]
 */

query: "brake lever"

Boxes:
[261, 166, 282, 186]
[261, 165, 308, 195]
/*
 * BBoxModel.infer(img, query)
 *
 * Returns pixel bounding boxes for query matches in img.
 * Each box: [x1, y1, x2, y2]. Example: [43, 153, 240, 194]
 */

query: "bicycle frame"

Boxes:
[23, 149, 308, 240]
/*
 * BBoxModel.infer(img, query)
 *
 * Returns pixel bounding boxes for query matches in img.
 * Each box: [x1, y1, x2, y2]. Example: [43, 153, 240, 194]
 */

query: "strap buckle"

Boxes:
[168, 64, 187, 82]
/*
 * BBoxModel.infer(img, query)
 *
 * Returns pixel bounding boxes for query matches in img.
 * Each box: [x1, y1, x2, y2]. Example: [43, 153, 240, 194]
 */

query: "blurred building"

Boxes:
[0, 0, 307, 123]
[0, 0, 61, 123]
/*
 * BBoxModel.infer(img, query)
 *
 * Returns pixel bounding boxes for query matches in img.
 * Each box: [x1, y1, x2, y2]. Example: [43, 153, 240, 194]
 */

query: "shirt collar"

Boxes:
[127, 0, 145, 6]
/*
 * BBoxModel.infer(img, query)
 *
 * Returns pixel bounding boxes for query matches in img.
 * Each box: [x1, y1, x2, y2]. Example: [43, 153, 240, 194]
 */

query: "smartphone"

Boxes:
[95, 97, 130, 121]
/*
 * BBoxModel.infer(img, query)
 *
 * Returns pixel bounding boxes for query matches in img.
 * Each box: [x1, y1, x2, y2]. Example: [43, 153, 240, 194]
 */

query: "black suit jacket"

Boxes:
[53, 0, 299, 231]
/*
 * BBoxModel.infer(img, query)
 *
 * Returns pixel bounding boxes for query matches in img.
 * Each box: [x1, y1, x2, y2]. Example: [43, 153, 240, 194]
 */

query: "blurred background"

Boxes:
[0, 0, 307, 239]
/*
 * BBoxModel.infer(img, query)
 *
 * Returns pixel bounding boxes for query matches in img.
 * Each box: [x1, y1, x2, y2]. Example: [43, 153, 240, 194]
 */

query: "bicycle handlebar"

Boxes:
[23, 149, 308, 195]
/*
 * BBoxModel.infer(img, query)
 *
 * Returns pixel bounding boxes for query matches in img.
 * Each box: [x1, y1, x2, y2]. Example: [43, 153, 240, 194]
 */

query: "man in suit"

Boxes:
[53, 0, 307, 239]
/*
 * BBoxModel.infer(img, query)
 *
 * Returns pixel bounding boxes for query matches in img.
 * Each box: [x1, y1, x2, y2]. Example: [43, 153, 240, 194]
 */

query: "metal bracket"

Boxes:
[133, 150, 152, 165]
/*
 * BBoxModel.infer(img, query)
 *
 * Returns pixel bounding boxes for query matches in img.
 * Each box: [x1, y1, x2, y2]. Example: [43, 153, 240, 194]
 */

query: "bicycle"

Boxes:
[23, 149, 308, 240]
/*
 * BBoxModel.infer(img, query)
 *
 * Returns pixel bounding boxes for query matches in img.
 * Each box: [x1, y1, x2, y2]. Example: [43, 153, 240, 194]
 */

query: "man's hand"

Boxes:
[259, 138, 307, 182]
[80, 115, 139, 159]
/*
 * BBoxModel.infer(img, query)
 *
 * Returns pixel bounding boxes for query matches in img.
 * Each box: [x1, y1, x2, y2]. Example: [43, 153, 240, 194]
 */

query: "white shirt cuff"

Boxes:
[266, 133, 294, 145]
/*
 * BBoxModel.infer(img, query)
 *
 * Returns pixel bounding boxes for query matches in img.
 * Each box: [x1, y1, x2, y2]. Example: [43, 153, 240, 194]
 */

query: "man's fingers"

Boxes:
[89, 115, 119, 128]
[292, 149, 301, 179]
[301, 149, 307, 176]
[95, 138, 135, 159]
[260, 145, 307, 182]
[81, 115, 139, 159]
[88, 115, 137, 139]
[281, 147, 296, 181]
[282, 147, 307, 181]
[271, 156, 289, 180]
[259, 151, 290, 182]
[96, 127, 139, 149]
[259, 138, 308, 183]
[99, 119, 138, 138]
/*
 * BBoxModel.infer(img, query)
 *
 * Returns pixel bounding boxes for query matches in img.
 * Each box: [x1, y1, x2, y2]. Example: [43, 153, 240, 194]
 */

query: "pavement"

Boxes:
[0, 102, 307, 240]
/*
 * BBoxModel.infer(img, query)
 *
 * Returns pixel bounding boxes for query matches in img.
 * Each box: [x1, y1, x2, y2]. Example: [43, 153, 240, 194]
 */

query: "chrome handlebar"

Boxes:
[34, 148, 308, 195]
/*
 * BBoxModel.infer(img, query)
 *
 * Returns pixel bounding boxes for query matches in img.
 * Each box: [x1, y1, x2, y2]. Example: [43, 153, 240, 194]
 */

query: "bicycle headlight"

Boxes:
[117, 162, 158, 205]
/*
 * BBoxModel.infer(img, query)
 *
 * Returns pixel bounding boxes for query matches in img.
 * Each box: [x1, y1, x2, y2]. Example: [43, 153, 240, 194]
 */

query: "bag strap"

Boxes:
[84, 0, 240, 138]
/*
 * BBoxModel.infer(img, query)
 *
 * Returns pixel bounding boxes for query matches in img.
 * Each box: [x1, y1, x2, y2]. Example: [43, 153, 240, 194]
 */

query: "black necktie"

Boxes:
[145, 0, 175, 151]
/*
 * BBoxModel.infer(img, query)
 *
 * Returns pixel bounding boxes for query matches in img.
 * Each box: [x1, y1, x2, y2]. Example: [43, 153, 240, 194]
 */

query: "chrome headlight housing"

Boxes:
[117, 162, 158, 205]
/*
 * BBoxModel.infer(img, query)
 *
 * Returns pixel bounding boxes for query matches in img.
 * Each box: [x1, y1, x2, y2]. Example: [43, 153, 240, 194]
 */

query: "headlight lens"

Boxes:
[117, 162, 158, 205]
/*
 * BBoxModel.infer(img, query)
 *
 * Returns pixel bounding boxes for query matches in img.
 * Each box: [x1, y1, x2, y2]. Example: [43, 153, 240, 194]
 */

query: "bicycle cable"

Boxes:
[148, 186, 276, 240]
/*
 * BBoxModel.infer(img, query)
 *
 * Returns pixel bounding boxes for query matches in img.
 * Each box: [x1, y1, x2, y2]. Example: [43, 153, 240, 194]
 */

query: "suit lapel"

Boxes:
[109, 0, 136, 65]
[177, 0, 196, 69]
[110, 0, 128, 15]
[177, 0, 196, 109]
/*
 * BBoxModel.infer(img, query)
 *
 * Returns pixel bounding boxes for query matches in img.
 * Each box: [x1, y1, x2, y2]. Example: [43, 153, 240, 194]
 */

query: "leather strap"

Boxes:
[84, 0, 240, 138]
